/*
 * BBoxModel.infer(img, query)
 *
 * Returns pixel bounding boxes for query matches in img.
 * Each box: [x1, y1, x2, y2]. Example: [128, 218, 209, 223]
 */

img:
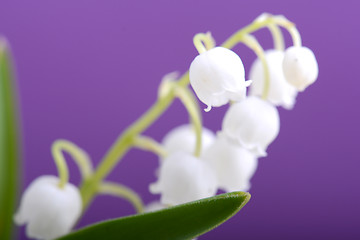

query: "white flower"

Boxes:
[282, 46, 319, 91]
[249, 49, 298, 109]
[203, 134, 258, 192]
[222, 96, 280, 157]
[14, 176, 82, 240]
[189, 47, 251, 111]
[149, 152, 217, 205]
[162, 124, 215, 156]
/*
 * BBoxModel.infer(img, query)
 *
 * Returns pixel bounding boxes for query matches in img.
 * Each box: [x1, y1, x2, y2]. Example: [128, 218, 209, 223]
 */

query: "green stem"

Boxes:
[193, 33, 216, 54]
[52, 139, 93, 188]
[222, 13, 301, 49]
[133, 135, 168, 158]
[175, 86, 202, 157]
[268, 24, 285, 51]
[98, 182, 144, 213]
[272, 14, 302, 47]
[238, 34, 270, 100]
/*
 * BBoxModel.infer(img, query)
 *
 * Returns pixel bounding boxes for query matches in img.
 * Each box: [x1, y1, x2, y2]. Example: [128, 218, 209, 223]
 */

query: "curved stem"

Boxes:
[52, 139, 93, 188]
[178, 72, 190, 87]
[222, 17, 273, 49]
[268, 24, 285, 51]
[133, 135, 168, 158]
[222, 13, 301, 49]
[272, 15, 302, 47]
[236, 34, 270, 100]
[175, 86, 202, 157]
[98, 182, 144, 213]
[193, 33, 215, 54]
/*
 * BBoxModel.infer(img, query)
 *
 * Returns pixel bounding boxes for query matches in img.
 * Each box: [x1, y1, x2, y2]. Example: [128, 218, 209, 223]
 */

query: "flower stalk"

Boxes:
[175, 85, 203, 157]
[133, 135, 168, 158]
[222, 13, 301, 49]
[234, 34, 270, 100]
[193, 32, 216, 54]
[98, 182, 144, 213]
[268, 24, 285, 51]
[52, 139, 93, 189]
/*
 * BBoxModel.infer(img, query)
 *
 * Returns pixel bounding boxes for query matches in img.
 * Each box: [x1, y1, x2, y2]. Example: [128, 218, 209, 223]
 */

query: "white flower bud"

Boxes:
[282, 46, 319, 91]
[149, 152, 217, 205]
[203, 134, 258, 192]
[189, 47, 251, 111]
[222, 96, 280, 156]
[14, 176, 82, 240]
[162, 124, 215, 156]
[249, 50, 298, 109]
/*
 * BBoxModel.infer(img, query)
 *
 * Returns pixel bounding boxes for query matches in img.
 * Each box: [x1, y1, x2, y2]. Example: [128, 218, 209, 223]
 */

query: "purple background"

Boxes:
[1, 1, 359, 239]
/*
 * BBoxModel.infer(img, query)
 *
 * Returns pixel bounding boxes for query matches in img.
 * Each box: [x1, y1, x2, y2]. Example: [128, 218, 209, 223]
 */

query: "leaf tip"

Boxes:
[231, 191, 251, 210]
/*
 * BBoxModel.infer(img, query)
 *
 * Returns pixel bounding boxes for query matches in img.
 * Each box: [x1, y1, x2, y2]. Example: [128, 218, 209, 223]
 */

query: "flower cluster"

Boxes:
[13, 14, 318, 240]
[149, 15, 318, 207]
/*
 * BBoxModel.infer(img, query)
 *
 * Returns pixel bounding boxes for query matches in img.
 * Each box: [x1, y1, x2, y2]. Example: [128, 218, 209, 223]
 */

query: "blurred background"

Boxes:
[0, 0, 359, 239]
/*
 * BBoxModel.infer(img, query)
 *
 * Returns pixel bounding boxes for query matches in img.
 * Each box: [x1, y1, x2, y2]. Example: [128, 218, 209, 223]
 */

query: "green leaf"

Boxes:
[0, 38, 21, 240]
[59, 191, 250, 240]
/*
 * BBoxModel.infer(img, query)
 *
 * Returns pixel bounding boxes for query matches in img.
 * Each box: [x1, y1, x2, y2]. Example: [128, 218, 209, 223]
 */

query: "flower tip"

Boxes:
[252, 143, 268, 158]
[13, 212, 24, 225]
[204, 105, 212, 112]
[257, 148, 268, 158]
[245, 79, 252, 87]
[149, 182, 161, 194]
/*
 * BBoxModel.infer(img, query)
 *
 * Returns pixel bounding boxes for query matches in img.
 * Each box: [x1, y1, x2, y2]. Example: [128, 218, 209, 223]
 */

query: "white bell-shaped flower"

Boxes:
[282, 46, 319, 91]
[249, 50, 298, 109]
[149, 152, 217, 205]
[14, 175, 82, 240]
[189, 47, 251, 111]
[162, 124, 215, 156]
[222, 96, 280, 156]
[203, 134, 258, 192]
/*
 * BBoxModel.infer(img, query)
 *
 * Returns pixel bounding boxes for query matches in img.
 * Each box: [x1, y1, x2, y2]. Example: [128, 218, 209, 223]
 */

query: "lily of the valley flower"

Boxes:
[203, 134, 258, 192]
[222, 96, 280, 157]
[162, 124, 215, 156]
[249, 49, 298, 109]
[149, 152, 217, 205]
[282, 46, 319, 91]
[189, 47, 251, 111]
[14, 176, 82, 240]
